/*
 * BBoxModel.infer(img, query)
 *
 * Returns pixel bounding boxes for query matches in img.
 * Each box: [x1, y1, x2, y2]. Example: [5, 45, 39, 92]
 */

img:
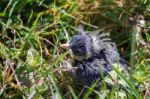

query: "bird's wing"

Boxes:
[92, 58, 113, 75]
[87, 31, 128, 72]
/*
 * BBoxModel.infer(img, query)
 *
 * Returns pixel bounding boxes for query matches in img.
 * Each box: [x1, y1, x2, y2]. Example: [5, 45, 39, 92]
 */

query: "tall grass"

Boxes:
[0, 0, 149, 98]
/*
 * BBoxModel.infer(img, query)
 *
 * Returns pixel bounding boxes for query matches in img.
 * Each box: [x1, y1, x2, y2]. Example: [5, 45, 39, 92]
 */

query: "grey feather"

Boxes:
[65, 26, 128, 90]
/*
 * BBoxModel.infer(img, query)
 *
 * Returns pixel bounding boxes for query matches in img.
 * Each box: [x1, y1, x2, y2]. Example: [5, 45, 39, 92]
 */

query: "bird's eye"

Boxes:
[80, 45, 85, 50]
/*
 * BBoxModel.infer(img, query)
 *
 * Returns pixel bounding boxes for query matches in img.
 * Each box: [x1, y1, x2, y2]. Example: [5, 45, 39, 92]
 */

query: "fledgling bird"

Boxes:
[60, 26, 128, 90]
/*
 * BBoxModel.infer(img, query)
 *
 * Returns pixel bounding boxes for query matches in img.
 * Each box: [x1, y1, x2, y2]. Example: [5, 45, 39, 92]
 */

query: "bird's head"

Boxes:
[60, 34, 93, 61]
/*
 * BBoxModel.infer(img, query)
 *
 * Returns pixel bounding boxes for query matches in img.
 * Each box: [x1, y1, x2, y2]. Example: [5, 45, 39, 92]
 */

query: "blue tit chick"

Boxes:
[60, 26, 128, 89]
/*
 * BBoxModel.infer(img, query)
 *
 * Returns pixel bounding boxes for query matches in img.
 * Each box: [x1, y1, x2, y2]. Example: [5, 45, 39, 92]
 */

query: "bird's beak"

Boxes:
[60, 43, 70, 49]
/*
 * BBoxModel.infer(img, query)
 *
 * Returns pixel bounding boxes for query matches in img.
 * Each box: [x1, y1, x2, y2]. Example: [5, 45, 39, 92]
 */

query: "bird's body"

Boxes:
[74, 51, 112, 86]
[60, 26, 128, 89]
